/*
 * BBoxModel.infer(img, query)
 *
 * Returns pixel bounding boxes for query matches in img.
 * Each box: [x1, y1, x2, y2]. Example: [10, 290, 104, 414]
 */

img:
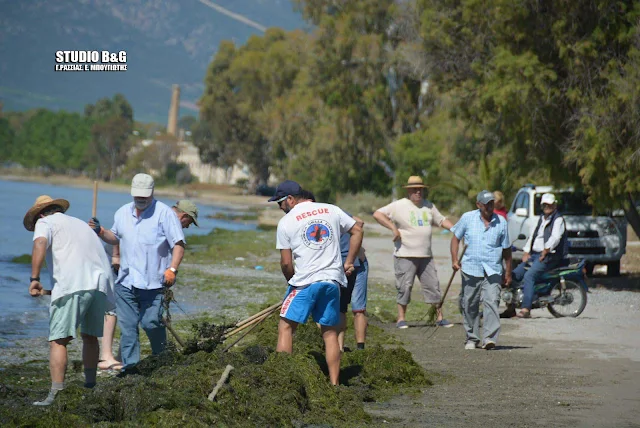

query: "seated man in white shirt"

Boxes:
[508, 193, 569, 319]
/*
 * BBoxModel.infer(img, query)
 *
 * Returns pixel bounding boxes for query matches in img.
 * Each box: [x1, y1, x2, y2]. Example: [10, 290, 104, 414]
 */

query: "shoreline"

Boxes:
[0, 172, 270, 211]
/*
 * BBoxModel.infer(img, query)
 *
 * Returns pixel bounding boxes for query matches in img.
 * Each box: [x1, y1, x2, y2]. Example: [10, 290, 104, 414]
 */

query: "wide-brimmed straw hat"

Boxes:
[403, 176, 427, 188]
[23, 195, 70, 231]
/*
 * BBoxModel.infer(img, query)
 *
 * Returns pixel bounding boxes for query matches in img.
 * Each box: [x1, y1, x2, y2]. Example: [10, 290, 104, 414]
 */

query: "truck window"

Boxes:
[534, 192, 594, 216]
[512, 192, 529, 215]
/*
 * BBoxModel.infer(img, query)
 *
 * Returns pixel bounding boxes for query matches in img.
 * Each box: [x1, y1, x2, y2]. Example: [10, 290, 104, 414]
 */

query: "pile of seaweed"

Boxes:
[0, 316, 431, 427]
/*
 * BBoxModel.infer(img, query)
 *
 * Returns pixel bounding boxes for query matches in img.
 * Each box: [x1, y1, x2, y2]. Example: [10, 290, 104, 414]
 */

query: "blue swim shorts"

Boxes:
[280, 281, 340, 326]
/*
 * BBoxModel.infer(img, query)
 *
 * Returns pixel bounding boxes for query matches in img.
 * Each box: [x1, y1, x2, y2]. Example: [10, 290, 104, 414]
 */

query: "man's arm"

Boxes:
[280, 249, 294, 281]
[540, 217, 565, 261]
[162, 241, 185, 287]
[441, 219, 455, 230]
[502, 248, 512, 285]
[450, 234, 461, 271]
[352, 215, 365, 229]
[344, 222, 364, 274]
[170, 241, 185, 270]
[29, 237, 47, 296]
[373, 210, 400, 242]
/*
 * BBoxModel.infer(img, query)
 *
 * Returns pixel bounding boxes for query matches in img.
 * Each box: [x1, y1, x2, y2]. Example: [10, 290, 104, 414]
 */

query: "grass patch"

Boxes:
[185, 229, 274, 264]
[207, 211, 260, 221]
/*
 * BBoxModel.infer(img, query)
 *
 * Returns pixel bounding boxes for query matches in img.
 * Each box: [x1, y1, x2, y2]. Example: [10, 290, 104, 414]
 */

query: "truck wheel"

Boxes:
[607, 261, 621, 277]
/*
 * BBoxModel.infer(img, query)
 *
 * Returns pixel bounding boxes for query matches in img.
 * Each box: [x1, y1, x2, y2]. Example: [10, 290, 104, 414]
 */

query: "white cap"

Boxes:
[131, 173, 154, 197]
[541, 193, 557, 205]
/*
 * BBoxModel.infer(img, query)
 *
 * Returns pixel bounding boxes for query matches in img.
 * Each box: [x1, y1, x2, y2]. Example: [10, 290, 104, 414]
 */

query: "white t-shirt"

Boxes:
[276, 201, 356, 288]
[33, 213, 115, 306]
[376, 198, 446, 257]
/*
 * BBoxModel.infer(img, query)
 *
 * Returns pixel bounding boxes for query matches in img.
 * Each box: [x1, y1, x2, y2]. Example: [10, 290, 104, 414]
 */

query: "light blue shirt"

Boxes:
[110, 200, 185, 290]
[451, 209, 509, 277]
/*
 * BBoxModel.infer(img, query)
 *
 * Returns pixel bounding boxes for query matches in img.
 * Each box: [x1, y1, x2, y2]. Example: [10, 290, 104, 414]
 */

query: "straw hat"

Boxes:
[403, 176, 427, 188]
[23, 195, 70, 231]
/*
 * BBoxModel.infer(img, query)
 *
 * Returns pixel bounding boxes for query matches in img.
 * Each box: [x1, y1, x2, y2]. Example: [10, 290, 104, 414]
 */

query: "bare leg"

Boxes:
[321, 325, 341, 385]
[337, 312, 347, 352]
[435, 305, 444, 322]
[397, 303, 407, 322]
[98, 314, 122, 369]
[276, 318, 297, 353]
[354, 312, 367, 344]
[50, 337, 71, 383]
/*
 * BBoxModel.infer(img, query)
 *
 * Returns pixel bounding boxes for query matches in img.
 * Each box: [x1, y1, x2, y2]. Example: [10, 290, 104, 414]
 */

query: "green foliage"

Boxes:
[417, 0, 640, 229]
[85, 94, 135, 181]
[6, 109, 92, 172]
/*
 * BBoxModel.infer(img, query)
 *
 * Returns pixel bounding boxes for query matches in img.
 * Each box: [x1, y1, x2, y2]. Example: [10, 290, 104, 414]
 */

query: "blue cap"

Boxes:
[476, 190, 495, 205]
[268, 180, 302, 202]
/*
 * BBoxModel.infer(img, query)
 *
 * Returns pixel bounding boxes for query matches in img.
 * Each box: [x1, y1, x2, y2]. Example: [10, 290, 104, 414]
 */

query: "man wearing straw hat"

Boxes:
[373, 176, 455, 329]
[98, 199, 198, 372]
[88, 173, 185, 371]
[23, 195, 115, 406]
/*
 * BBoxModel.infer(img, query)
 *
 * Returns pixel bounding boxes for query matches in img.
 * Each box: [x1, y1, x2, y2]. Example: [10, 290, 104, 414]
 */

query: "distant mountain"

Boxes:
[0, 0, 305, 123]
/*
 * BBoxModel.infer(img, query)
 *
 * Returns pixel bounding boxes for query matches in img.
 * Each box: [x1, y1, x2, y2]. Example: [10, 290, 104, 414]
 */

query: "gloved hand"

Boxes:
[164, 268, 177, 287]
[89, 217, 102, 235]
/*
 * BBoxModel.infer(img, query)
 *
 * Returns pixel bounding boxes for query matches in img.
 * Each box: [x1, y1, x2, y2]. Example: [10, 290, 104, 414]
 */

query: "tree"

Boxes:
[85, 94, 134, 181]
[417, 0, 640, 235]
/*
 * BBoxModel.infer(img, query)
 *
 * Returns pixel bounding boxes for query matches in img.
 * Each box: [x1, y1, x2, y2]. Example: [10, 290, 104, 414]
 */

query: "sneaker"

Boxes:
[482, 341, 496, 350]
[396, 320, 409, 329]
[436, 319, 454, 328]
[464, 341, 478, 350]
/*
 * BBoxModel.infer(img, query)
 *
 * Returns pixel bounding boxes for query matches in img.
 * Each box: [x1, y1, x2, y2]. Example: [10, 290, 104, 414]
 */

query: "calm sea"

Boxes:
[0, 178, 257, 347]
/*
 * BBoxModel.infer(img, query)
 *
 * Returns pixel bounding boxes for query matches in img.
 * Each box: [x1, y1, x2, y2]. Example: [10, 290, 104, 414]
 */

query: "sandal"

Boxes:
[98, 361, 124, 372]
[516, 311, 531, 319]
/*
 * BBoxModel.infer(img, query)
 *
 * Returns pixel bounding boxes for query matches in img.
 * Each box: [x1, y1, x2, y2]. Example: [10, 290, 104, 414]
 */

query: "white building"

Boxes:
[176, 141, 251, 184]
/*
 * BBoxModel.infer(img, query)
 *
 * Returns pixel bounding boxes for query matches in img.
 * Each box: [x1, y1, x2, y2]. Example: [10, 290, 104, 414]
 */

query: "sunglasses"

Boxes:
[277, 196, 289, 208]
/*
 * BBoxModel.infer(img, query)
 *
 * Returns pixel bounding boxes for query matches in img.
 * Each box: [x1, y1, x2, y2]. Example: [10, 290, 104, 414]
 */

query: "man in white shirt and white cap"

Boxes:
[508, 193, 569, 319]
[89, 173, 185, 370]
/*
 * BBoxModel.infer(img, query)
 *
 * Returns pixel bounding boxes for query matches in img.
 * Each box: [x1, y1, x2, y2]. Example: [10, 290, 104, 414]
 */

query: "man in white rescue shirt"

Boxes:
[23, 195, 115, 406]
[270, 180, 364, 385]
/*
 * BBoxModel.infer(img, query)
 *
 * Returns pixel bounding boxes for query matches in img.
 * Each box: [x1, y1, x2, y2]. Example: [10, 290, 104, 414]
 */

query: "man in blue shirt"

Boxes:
[89, 173, 185, 369]
[450, 190, 512, 350]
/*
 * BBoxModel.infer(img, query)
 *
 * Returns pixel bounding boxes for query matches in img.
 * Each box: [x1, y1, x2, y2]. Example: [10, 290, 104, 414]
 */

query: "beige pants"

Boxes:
[394, 257, 441, 305]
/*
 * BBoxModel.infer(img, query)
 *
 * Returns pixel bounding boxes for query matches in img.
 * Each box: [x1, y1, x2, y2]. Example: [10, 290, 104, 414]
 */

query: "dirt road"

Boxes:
[362, 229, 640, 427]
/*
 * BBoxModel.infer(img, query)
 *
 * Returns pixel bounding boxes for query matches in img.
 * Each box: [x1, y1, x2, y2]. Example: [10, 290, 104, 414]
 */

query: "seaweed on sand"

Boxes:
[1, 317, 432, 427]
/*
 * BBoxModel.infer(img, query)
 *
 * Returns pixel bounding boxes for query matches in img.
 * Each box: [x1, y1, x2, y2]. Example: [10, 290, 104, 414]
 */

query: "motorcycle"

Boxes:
[501, 258, 589, 318]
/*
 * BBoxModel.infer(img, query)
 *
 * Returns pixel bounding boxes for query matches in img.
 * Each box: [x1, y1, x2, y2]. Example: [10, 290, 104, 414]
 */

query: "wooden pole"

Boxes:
[92, 181, 98, 218]
[233, 302, 281, 329]
[223, 309, 276, 352]
[223, 305, 281, 340]
[439, 244, 467, 305]
[208, 365, 234, 401]
[166, 322, 186, 348]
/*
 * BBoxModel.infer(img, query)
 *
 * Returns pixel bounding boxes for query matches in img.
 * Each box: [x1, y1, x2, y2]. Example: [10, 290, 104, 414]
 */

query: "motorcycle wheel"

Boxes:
[547, 280, 587, 318]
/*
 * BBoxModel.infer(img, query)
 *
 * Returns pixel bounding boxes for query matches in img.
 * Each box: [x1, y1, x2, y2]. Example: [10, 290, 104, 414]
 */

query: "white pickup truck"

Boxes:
[507, 185, 627, 276]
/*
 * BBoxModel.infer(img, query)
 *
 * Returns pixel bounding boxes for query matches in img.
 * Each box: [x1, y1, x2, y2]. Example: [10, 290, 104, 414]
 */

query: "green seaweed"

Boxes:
[11, 254, 32, 264]
[1, 318, 431, 427]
